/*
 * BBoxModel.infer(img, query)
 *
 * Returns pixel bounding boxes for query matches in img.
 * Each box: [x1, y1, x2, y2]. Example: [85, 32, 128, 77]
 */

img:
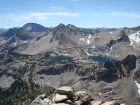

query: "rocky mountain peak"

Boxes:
[118, 30, 130, 42]
[66, 24, 77, 29]
[53, 23, 66, 33]
[131, 26, 140, 32]
[21, 23, 47, 32]
[56, 23, 66, 28]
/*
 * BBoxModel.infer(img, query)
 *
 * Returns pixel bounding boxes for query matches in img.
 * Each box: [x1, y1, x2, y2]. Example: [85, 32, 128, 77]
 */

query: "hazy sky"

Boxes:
[0, 0, 140, 28]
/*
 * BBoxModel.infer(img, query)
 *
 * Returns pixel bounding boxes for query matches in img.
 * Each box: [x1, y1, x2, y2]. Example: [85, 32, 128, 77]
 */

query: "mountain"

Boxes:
[1, 23, 48, 38]
[20, 23, 48, 32]
[0, 23, 140, 60]
[0, 28, 8, 35]
[1, 28, 19, 37]
[0, 23, 140, 105]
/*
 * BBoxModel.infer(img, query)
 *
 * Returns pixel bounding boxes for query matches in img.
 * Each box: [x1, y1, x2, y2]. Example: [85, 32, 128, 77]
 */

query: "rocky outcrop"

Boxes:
[101, 101, 120, 105]
[30, 86, 120, 105]
[95, 55, 136, 82]
[30, 94, 51, 105]
[106, 31, 130, 48]
[53, 93, 68, 103]
[75, 91, 92, 105]
[121, 55, 136, 71]
[56, 86, 76, 98]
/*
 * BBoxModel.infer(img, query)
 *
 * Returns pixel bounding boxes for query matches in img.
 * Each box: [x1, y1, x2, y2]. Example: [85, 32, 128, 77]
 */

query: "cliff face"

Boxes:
[95, 55, 136, 82]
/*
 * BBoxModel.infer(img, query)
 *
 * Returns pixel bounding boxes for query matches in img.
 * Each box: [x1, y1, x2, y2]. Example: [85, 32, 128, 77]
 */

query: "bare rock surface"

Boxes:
[53, 93, 68, 103]
[56, 86, 76, 98]
[30, 94, 52, 105]
[31, 86, 121, 105]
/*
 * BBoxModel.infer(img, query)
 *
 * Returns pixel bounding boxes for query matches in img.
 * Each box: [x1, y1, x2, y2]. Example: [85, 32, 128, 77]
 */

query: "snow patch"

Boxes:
[23, 40, 27, 43]
[42, 32, 46, 35]
[25, 26, 32, 31]
[88, 34, 91, 39]
[80, 38, 85, 41]
[135, 81, 140, 94]
[86, 52, 92, 56]
[87, 39, 90, 45]
[99, 92, 102, 95]
[113, 36, 114, 39]
[128, 30, 140, 45]
[110, 31, 112, 33]
[2, 40, 5, 42]
[106, 53, 108, 56]
[14, 43, 17, 46]
[110, 46, 112, 50]
[63, 54, 68, 56]
[92, 46, 95, 49]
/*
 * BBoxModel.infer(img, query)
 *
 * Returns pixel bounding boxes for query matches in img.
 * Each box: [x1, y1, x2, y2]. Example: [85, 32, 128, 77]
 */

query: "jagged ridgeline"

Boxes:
[0, 23, 140, 60]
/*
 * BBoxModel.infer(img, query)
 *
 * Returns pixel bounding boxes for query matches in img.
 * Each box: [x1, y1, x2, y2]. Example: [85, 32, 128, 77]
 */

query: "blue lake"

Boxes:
[47, 55, 72, 61]
[47, 55, 117, 64]
[87, 56, 117, 64]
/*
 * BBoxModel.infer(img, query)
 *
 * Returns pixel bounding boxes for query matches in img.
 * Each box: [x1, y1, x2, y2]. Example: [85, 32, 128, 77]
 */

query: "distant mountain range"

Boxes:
[0, 28, 8, 35]
[0, 23, 119, 37]
[0, 23, 140, 60]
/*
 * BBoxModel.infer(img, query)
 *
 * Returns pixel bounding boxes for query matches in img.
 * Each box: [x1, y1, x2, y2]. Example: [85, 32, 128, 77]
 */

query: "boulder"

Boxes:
[30, 94, 52, 105]
[56, 86, 75, 98]
[91, 100, 104, 105]
[101, 101, 120, 105]
[53, 93, 68, 103]
[75, 91, 92, 105]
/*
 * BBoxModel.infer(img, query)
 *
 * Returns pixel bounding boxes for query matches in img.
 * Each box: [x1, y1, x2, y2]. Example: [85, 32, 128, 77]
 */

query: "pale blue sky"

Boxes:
[0, 0, 140, 28]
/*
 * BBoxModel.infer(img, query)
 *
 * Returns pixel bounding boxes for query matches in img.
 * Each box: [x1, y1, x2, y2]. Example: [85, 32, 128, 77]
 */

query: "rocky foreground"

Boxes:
[31, 86, 120, 105]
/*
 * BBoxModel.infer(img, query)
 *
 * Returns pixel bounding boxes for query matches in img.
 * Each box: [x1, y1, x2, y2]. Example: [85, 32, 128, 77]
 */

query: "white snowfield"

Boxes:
[88, 34, 91, 39]
[14, 43, 17, 46]
[23, 40, 27, 43]
[135, 81, 140, 94]
[128, 30, 140, 45]
[1, 40, 5, 42]
[25, 26, 32, 31]
[80, 38, 85, 41]
[87, 39, 90, 45]
[92, 46, 95, 49]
